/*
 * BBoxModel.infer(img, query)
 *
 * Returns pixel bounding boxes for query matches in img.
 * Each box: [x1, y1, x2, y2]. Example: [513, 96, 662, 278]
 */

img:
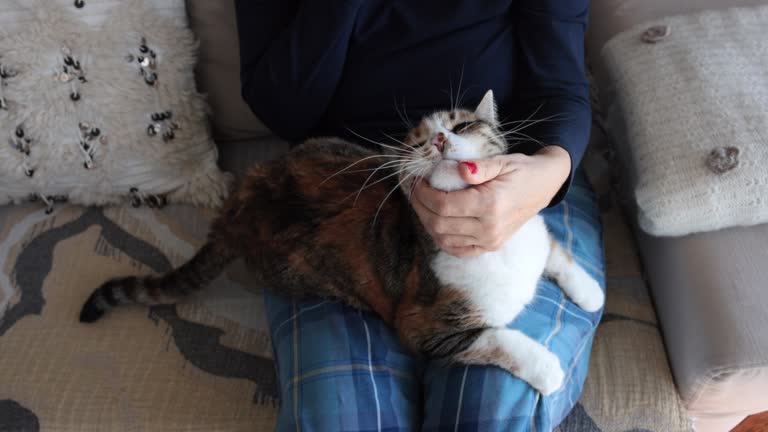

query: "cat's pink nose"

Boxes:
[432, 133, 447, 152]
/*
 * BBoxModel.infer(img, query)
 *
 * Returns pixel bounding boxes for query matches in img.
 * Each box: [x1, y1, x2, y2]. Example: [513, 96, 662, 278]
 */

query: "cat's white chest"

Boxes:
[430, 216, 551, 327]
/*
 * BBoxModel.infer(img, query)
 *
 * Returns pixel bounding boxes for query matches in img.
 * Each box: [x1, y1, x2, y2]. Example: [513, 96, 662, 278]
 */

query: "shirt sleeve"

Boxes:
[512, 0, 592, 206]
[234, 0, 363, 141]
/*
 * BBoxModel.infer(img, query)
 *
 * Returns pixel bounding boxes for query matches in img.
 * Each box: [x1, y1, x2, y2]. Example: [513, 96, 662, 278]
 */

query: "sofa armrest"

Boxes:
[637, 226, 768, 431]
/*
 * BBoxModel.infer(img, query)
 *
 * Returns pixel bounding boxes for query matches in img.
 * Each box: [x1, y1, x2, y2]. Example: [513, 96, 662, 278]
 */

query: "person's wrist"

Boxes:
[535, 144, 570, 170]
[532, 145, 572, 205]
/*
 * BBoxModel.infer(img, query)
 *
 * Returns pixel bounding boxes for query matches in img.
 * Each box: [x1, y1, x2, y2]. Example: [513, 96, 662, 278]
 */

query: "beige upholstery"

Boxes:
[217, 136, 291, 179]
[185, 0, 272, 141]
[0, 203, 279, 431]
[587, 0, 768, 430]
[637, 225, 768, 431]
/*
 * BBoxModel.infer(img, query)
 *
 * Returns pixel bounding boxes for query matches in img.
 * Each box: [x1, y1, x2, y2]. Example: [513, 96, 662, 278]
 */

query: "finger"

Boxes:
[411, 192, 437, 224]
[476, 218, 525, 251]
[414, 179, 487, 218]
[411, 198, 483, 237]
[459, 155, 517, 185]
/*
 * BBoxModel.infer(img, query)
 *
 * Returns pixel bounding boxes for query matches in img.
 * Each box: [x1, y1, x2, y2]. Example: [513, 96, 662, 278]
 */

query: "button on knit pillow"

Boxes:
[0, 0, 230, 210]
[602, 5, 768, 236]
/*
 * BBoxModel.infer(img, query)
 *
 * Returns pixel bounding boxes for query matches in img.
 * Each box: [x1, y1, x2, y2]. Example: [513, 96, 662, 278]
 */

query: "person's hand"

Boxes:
[412, 146, 571, 257]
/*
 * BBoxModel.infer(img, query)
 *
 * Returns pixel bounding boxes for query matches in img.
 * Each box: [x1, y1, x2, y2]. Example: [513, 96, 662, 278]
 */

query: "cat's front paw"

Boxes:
[527, 350, 565, 396]
[574, 277, 605, 313]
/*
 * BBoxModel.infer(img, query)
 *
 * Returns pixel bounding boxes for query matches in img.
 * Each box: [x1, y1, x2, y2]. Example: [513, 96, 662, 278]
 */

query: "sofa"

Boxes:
[0, 1, 762, 431]
[587, 0, 768, 431]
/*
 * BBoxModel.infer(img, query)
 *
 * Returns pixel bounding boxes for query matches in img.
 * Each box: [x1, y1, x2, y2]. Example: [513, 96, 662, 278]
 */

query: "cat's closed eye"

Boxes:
[451, 121, 476, 134]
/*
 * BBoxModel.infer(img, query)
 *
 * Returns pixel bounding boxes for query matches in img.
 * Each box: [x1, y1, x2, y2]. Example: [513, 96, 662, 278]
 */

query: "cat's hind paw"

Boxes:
[529, 350, 565, 396]
[562, 268, 605, 313]
[573, 277, 605, 313]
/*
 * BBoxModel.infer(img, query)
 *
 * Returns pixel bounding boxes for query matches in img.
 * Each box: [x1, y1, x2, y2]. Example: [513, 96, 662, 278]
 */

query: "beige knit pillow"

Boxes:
[0, 0, 230, 211]
[602, 6, 768, 236]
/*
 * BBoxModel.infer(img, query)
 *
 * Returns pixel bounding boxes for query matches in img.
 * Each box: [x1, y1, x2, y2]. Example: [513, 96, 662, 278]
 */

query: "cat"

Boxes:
[79, 90, 604, 395]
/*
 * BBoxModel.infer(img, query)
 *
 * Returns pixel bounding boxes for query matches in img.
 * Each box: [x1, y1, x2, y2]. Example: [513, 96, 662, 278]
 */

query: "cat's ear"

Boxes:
[474, 90, 498, 125]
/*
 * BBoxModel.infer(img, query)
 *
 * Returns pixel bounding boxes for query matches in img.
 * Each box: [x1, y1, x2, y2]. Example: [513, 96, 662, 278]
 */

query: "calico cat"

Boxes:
[80, 90, 604, 395]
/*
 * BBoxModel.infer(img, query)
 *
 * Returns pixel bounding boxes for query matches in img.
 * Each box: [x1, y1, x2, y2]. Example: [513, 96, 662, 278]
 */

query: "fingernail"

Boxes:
[462, 161, 478, 174]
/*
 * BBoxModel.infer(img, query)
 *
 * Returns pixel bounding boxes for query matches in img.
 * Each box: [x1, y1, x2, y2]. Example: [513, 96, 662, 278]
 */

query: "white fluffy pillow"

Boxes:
[0, 0, 230, 210]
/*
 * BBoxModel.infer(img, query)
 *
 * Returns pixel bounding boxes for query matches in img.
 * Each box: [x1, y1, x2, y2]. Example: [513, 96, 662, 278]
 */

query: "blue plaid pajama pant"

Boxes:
[264, 169, 604, 431]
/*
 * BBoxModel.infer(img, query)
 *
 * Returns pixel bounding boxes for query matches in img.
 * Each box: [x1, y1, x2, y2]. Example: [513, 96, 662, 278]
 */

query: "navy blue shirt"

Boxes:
[235, 0, 591, 202]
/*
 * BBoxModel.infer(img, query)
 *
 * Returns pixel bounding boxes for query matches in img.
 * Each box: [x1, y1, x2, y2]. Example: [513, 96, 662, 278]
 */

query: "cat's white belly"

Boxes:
[430, 215, 551, 327]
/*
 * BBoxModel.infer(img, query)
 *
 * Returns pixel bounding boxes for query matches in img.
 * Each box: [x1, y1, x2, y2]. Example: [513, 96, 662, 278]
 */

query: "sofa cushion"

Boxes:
[185, 0, 272, 142]
[217, 135, 291, 179]
[0, 204, 278, 431]
[599, 5, 768, 236]
[0, 0, 230, 208]
[586, 0, 767, 84]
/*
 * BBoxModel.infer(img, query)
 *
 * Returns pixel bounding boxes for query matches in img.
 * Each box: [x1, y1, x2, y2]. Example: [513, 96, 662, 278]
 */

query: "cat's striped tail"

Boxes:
[79, 241, 237, 323]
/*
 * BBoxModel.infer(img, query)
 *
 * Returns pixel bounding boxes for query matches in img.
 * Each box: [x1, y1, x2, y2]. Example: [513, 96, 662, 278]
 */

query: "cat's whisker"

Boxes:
[496, 113, 563, 130]
[368, 160, 426, 191]
[353, 161, 424, 205]
[446, 64, 468, 111]
[501, 116, 565, 137]
[401, 102, 416, 131]
[502, 138, 547, 152]
[335, 159, 422, 205]
[345, 129, 420, 156]
[496, 105, 569, 136]
[497, 115, 562, 128]
[319, 154, 419, 186]
[503, 130, 547, 148]
[493, 129, 545, 143]
[339, 158, 423, 176]
[455, 64, 468, 110]
[359, 159, 419, 184]
[407, 165, 431, 202]
[496, 103, 546, 127]
[491, 116, 560, 149]
[383, 133, 413, 148]
[372, 166, 425, 227]
[382, 132, 418, 151]
[497, 133, 545, 146]
[393, 97, 415, 130]
[341, 164, 410, 175]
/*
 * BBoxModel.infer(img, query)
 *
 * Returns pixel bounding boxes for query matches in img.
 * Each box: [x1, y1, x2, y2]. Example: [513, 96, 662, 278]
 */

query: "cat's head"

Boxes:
[399, 90, 505, 194]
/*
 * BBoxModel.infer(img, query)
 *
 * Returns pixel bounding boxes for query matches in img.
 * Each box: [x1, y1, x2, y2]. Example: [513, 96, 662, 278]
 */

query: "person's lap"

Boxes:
[264, 169, 604, 431]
